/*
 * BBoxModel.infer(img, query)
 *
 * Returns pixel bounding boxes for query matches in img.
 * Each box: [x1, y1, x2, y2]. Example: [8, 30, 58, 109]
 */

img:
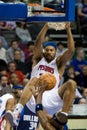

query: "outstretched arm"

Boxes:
[56, 23, 75, 76]
[33, 24, 49, 65]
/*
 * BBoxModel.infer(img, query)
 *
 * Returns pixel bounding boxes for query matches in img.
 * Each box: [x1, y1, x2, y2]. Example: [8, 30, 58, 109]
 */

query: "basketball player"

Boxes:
[0, 85, 24, 130]
[0, 93, 13, 130]
[6, 22, 76, 128]
[32, 82, 68, 130]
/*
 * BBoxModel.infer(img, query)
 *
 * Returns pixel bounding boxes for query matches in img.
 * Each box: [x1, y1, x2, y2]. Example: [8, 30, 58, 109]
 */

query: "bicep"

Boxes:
[56, 50, 73, 76]
[57, 49, 73, 67]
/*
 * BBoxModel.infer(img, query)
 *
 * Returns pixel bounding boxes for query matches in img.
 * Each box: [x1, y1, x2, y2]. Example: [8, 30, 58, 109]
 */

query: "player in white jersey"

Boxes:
[6, 23, 76, 129]
[0, 93, 13, 130]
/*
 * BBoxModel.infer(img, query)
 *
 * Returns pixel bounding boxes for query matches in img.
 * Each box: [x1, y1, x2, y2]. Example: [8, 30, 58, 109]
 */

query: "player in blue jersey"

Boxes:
[32, 81, 68, 130]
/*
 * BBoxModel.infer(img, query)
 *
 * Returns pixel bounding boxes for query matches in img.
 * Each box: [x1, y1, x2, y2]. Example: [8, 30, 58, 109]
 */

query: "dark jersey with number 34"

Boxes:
[14, 104, 39, 130]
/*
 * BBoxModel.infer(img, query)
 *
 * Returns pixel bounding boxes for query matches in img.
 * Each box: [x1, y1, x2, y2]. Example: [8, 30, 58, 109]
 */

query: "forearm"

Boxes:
[36, 92, 43, 104]
[66, 26, 74, 53]
[33, 24, 49, 60]
[19, 77, 38, 105]
[35, 24, 49, 47]
[36, 93, 55, 130]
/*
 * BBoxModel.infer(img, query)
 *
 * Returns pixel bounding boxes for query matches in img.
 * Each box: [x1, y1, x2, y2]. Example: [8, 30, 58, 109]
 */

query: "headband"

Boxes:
[12, 85, 24, 90]
[43, 41, 57, 49]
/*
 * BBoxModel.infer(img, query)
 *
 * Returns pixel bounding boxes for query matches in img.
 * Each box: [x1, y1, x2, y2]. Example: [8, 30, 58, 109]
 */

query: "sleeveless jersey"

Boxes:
[31, 57, 63, 115]
[31, 57, 60, 89]
[0, 94, 13, 130]
[14, 96, 39, 130]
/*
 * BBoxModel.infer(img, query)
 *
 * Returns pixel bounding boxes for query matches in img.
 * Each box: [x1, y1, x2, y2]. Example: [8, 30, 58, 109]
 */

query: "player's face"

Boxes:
[43, 46, 56, 62]
[14, 89, 23, 98]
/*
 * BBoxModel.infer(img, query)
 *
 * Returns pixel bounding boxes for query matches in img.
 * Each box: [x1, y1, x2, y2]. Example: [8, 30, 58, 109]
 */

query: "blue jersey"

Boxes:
[71, 58, 87, 73]
[14, 105, 39, 130]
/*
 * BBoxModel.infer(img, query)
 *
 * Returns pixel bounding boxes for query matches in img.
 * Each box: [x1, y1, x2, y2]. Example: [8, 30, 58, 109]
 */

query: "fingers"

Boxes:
[65, 22, 71, 29]
[31, 86, 39, 98]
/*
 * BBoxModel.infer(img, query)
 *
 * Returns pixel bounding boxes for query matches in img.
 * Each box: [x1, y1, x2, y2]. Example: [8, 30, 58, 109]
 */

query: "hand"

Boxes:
[31, 86, 39, 100]
[38, 80, 47, 93]
[65, 22, 71, 30]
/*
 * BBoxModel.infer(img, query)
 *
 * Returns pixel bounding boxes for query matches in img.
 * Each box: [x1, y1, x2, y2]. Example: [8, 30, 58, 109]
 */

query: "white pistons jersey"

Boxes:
[31, 57, 63, 115]
[0, 94, 13, 130]
[31, 57, 60, 89]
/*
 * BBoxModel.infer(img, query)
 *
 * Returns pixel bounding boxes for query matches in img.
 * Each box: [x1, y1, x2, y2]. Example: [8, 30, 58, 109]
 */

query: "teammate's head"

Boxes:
[12, 85, 24, 98]
[43, 41, 57, 62]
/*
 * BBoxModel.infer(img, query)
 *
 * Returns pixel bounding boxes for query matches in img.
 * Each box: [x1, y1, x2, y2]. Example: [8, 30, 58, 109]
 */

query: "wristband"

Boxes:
[35, 104, 43, 112]
[53, 113, 66, 126]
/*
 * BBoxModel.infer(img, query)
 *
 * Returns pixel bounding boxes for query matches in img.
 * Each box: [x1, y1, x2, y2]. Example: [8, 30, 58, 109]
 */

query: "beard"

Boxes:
[44, 54, 55, 63]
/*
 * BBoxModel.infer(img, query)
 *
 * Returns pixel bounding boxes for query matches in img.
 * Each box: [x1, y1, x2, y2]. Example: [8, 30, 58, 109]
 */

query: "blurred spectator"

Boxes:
[78, 0, 87, 24]
[0, 75, 12, 96]
[0, 59, 7, 71]
[15, 22, 32, 44]
[13, 50, 27, 75]
[0, 22, 7, 31]
[0, 75, 8, 90]
[0, 39, 7, 63]
[0, 36, 8, 49]
[5, 21, 16, 31]
[56, 42, 65, 57]
[25, 53, 34, 79]
[71, 47, 87, 75]
[0, 66, 7, 76]
[24, 41, 34, 62]
[7, 61, 24, 85]
[75, 65, 87, 88]
[74, 97, 87, 104]
[63, 65, 76, 83]
[82, 88, 87, 100]
[77, 0, 87, 35]
[9, 73, 21, 87]
[60, 64, 83, 101]
[6, 39, 25, 62]
[0, 21, 16, 31]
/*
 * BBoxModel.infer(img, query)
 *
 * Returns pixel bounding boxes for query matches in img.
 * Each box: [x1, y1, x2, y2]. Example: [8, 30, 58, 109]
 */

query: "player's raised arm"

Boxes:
[33, 23, 49, 62]
[56, 22, 75, 76]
